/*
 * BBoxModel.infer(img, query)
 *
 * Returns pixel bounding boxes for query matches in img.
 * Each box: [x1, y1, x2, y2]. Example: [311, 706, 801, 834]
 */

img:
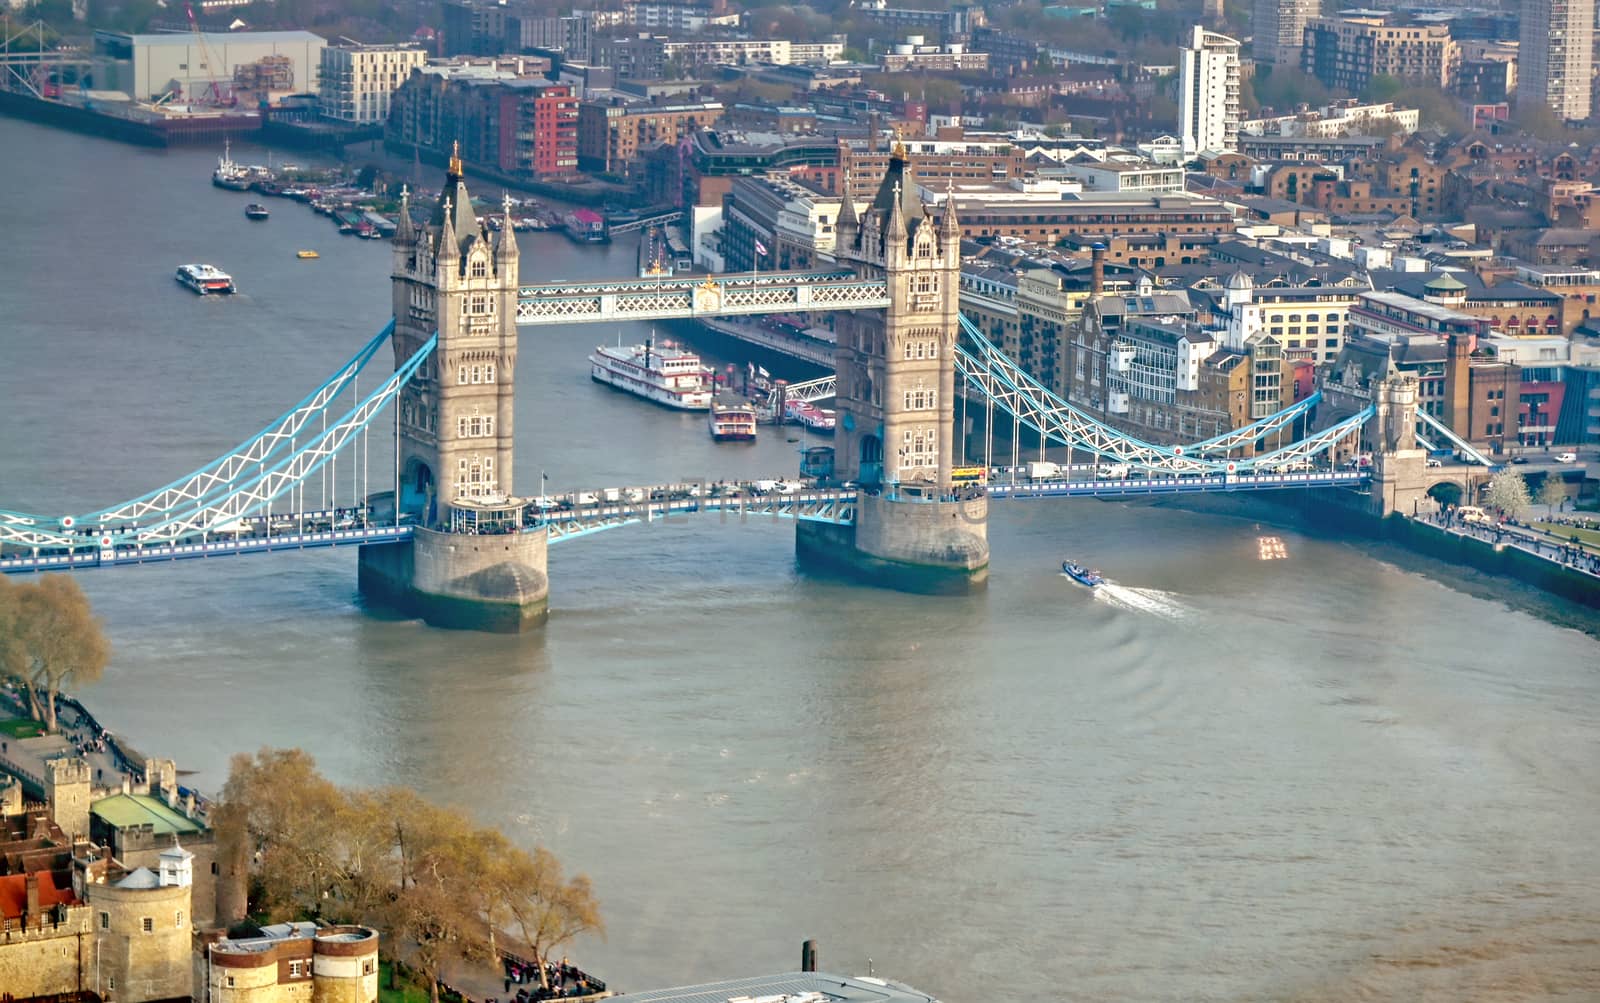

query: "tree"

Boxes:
[485, 844, 605, 989]
[1248, 65, 1332, 114]
[1487, 469, 1532, 520]
[1362, 73, 1404, 104]
[1537, 475, 1567, 513]
[216, 750, 603, 1003]
[216, 747, 348, 921]
[4, 576, 110, 733]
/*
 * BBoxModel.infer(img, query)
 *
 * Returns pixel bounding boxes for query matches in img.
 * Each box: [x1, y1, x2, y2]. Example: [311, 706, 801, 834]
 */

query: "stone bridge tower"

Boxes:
[797, 145, 988, 592]
[359, 145, 550, 631]
[388, 143, 521, 519]
[1370, 375, 1429, 517]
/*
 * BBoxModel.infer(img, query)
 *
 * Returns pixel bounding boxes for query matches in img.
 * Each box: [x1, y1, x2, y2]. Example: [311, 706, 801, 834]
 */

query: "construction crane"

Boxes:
[182, 2, 232, 106]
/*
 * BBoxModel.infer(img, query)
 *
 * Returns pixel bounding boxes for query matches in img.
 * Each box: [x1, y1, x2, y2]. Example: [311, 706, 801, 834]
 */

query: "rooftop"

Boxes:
[116, 30, 324, 46]
[92, 793, 205, 835]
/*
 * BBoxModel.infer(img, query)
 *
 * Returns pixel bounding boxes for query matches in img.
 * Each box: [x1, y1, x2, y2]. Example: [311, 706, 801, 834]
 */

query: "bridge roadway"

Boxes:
[0, 471, 1380, 574]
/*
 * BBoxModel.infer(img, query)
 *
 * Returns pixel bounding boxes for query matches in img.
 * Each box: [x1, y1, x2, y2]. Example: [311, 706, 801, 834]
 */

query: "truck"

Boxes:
[1025, 461, 1061, 480]
[1095, 463, 1132, 480]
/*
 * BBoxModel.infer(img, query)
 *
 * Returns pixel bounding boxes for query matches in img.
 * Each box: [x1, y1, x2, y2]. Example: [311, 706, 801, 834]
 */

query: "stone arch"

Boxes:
[402, 457, 435, 522]
[1427, 480, 1463, 507]
[859, 433, 883, 486]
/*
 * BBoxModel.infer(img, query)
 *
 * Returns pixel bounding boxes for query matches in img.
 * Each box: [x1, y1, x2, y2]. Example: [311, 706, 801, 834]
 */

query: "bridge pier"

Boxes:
[358, 527, 549, 632]
[797, 493, 988, 594]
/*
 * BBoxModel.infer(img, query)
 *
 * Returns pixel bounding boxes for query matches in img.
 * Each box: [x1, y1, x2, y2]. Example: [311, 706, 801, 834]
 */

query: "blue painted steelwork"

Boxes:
[955, 315, 1371, 473]
[0, 321, 395, 532]
[1417, 408, 1494, 466]
[987, 470, 1370, 499]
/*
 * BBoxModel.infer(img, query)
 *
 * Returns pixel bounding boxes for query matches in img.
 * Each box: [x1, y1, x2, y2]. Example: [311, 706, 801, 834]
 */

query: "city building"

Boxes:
[623, 0, 716, 32]
[1053, 157, 1187, 195]
[933, 189, 1235, 248]
[878, 36, 990, 73]
[577, 97, 723, 175]
[389, 60, 576, 180]
[317, 42, 427, 125]
[1302, 15, 1458, 94]
[1519, 0, 1594, 122]
[836, 136, 1026, 202]
[1179, 25, 1242, 156]
[1208, 271, 1362, 366]
[1251, 0, 1318, 66]
[1240, 101, 1420, 139]
[853, 0, 984, 38]
[92, 29, 325, 103]
[720, 173, 844, 272]
[207, 922, 380, 1003]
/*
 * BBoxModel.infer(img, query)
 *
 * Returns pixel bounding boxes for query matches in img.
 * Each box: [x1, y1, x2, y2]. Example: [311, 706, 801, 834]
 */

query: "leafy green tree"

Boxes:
[1487, 469, 1532, 520]
[1248, 65, 1332, 113]
[1537, 475, 1567, 513]
[1363, 73, 1404, 103]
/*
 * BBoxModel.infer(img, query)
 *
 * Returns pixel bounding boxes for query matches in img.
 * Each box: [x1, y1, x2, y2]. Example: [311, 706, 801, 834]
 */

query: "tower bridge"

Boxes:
[0, 142, 1455, 630]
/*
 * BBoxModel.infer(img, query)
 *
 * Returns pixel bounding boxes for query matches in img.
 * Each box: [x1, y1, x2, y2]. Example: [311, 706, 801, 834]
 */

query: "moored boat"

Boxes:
[590, 335, 712, 410]
[783, 399, 837, 434]
[708, 393, 758, 441]
[212, 140, 252, 190]
[564, 208, 608, 244]
[1061, 561, 1104, 588]
[244, 203, 270, 220]
[175, 263, 236, 295]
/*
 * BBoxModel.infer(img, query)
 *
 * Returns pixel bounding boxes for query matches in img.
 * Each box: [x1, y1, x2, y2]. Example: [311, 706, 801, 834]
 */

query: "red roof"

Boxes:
[0, 870, 77, 920]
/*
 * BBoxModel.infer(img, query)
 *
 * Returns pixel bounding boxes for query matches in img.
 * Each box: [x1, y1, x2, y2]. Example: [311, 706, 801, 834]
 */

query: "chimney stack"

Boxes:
[1090, 242, 1106, 297]
[25, 872, 40, 927]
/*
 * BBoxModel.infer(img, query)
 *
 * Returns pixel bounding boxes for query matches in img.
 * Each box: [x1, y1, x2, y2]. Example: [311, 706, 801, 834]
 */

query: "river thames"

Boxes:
[2, 117, 1599, 1001]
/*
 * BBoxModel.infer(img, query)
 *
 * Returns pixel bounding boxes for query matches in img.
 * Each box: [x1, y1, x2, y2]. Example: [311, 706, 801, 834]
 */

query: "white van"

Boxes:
[1456, 506, 1490, 524]
[1556, 451, 1578, 463]
[1095, 463, 1131, 480]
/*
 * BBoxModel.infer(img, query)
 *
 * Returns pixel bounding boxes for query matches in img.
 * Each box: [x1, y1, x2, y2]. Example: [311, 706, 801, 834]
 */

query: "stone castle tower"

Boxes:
[44, 756, 91, 843]
[831, 145, 962, 491]
[389, 142, 521, 522]
[797, 144, 988, 592]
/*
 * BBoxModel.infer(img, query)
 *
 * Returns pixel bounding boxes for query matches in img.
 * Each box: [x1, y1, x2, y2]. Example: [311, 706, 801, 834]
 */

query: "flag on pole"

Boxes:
[754, 239, 769, 257]
[758, 366, 771, 379]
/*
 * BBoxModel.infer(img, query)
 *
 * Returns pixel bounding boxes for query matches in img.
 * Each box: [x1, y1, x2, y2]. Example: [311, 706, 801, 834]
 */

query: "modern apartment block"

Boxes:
[389, 61, 577, 179]
[1519, 0, 1594, 122]
[1179, 25, 1242, 155]
[576, 97, 723, 174]
[318, 42, 428, 125]
[1302, 15, 1458, 93]
[1251, 0, 1318, 66]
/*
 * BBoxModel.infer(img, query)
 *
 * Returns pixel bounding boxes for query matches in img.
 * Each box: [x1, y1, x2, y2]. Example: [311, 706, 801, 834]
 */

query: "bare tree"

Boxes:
[487, 845, 605, 989]
[9, 576, 109, 732]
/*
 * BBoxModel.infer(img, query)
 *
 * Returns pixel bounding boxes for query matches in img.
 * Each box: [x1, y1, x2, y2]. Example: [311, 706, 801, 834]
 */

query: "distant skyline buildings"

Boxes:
[1180, 24, 1242, 155]
[1252, 0, 1320, 67]
[1518, 0, 1594, 122]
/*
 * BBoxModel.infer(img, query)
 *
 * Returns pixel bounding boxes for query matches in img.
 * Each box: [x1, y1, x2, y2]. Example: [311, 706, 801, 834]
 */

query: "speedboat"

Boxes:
[244, 203, 270, 220]
[296, 249, 320, 259]
[1061, 561, 1104, 588]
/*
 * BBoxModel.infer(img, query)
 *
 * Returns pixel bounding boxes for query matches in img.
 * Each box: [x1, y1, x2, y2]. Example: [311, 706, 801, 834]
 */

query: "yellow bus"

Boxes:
[951, 465, 988, 485]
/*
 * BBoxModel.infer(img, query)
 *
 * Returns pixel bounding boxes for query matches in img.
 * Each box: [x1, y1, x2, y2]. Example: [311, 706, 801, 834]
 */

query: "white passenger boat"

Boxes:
[175, 263, 236, 295]
[589, 335, 712, 410]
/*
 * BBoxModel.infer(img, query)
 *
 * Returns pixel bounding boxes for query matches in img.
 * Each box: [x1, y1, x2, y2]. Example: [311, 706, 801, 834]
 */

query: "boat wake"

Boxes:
[1091, 581, 1191, 621]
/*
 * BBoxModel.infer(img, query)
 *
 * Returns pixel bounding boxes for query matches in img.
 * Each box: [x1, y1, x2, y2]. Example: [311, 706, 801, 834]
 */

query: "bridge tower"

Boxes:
[357, 145, 550, 630]
[1370, 375, 1429, 517]
[796, 145, 989, 592]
